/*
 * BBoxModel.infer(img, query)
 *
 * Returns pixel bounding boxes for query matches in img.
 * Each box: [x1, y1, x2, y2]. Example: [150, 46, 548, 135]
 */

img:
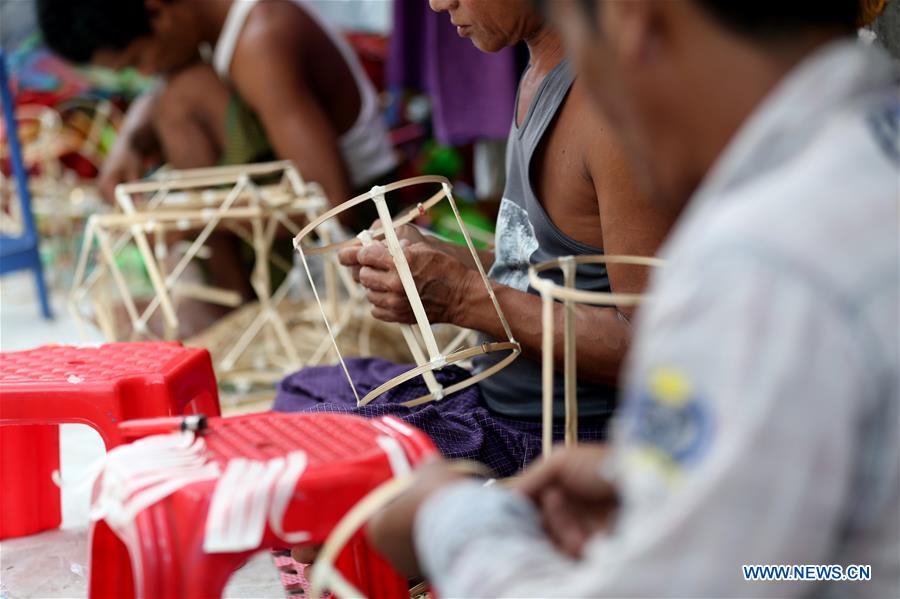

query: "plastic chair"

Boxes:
[88, 412, 436, 599]
[0, 342, 221, 539]
[0, 49, 53, 319]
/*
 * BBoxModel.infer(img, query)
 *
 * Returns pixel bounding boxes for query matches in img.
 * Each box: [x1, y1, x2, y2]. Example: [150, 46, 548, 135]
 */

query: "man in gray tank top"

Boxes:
[473, 56, 621, 419]
[330, 0, 671, 440]
[276, 0, 676, 476]
[352, 0, 674, 417]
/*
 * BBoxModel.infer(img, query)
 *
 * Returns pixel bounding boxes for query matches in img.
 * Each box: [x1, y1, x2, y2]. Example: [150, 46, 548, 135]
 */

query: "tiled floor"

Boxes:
[0, 273, 283, 598]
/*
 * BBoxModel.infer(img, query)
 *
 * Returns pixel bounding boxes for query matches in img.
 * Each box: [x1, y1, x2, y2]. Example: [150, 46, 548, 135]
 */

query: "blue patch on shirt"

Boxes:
[623, 367, 714, 468]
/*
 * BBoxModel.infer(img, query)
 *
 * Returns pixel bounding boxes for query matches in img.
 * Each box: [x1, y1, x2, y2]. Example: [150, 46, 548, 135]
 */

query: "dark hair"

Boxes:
[693, 0, 861, 38]
[36, 0, 152, 63]
[532, 0, 861, 38]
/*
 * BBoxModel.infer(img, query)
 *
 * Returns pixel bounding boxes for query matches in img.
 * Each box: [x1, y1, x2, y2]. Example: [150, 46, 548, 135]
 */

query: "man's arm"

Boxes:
[409, 250, 869, 597]
[579, 86, 675, 321]
[230, 12, 353, 207]
[97, 90, 162, 202]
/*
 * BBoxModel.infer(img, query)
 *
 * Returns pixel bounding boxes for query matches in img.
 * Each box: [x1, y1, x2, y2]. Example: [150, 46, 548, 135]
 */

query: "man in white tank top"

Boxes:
[37, 0, 398, 207]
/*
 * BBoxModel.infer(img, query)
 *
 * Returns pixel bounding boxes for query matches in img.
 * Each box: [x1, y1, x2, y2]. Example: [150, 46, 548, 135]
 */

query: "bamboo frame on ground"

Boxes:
[528, 255, 664, 458]
[68, 161, 331, 381]
[293, 175, 520, 408]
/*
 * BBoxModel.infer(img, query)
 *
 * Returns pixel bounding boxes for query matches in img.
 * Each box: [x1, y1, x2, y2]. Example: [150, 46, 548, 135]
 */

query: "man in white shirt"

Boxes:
[366, 1, 900, 597]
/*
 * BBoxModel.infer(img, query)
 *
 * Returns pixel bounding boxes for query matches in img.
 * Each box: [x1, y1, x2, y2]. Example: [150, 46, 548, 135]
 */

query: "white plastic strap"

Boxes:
[204, 457, 286, 553]
[268, 451, 312, 544]
[376, 436, 411, 477]
[90, 432, 220, 528]
[380, 416, 415, 437]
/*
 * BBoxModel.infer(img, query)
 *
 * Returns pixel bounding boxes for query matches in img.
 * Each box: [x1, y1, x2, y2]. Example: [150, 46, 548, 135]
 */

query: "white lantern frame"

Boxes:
[293, 175, 520, 408]
[528, 254, 664, 457]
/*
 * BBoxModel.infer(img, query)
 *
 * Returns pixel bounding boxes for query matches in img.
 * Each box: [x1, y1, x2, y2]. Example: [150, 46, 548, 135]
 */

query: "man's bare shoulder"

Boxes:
[232, 1, 311, 70]
[538, 79, 594, 173]
[562, 81, 623, 175]
[228, 1, 315, 101]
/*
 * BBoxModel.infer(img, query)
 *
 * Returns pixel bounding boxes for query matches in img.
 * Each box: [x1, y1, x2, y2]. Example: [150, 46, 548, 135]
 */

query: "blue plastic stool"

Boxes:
[0, 49, 53, 319]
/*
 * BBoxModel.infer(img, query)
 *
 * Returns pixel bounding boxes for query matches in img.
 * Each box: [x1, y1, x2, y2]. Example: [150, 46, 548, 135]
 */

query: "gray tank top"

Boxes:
[474, 58, 617, 419]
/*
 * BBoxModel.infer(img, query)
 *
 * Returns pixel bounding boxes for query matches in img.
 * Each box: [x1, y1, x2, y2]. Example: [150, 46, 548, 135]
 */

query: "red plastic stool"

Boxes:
[88, 412, 436, 599]
[0, 342, 220, 539]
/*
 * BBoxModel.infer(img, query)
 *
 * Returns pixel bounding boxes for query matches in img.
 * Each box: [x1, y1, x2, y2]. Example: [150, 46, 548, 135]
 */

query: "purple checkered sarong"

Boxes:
[274, 358, 610, 477]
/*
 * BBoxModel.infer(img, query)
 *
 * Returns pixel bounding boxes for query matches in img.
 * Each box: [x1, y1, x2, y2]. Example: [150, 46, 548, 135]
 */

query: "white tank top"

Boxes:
[212, 0, 397, 189]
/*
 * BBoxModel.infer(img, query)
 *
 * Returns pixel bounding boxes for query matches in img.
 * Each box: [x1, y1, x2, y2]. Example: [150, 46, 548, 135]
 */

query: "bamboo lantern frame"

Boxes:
[68, 161, 333, 380]
[293, 176, 520, 408]
[528, 255, 664, 458]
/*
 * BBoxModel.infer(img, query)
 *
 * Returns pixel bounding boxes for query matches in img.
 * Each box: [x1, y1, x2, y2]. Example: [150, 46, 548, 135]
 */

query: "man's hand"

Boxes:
[97, 139, 146, 204]
[513, 445, 619, 558]
[338, 225, 475, 325]
[97, 91, 162, 204]
[367, 459, 469, 577]
[338, 223, 427, 281]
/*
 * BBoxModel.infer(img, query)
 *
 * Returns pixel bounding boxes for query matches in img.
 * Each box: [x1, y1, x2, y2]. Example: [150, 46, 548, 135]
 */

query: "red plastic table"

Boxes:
[88, 412, 436, 599]
[0, 342, 220, 539]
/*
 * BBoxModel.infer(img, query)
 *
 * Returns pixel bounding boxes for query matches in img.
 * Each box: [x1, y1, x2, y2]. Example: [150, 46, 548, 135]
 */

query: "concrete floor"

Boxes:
[0, 272, 284, 598]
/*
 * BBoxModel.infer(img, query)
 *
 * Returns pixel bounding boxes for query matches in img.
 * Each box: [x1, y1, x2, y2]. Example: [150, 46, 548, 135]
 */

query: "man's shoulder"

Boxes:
[229, 2, 313, 97]
[233, 1, 310, 64]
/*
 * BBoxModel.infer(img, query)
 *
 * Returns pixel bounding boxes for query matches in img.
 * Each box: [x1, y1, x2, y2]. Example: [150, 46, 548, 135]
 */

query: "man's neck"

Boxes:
[671, 31, 839, 202]
[524, 26, 565, 76]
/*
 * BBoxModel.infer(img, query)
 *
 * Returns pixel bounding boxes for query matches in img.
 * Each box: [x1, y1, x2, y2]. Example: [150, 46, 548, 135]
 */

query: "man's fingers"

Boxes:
[539, 488, 603, 558]
[515, 445, 617, 504]
[371, 307, 403, 323]
[512, 451, 566, 500]
[366, 289, 403, 310]
[358, 243, 396, 271]
[359, 266, 402, 293]
[98, 171, 121, 204]
[338, 245, 362, 267]
[366, 291, 414, 324]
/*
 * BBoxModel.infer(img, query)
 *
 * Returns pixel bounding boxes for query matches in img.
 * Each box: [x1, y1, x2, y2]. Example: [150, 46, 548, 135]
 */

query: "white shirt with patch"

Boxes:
[414, 40, 899, 598]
